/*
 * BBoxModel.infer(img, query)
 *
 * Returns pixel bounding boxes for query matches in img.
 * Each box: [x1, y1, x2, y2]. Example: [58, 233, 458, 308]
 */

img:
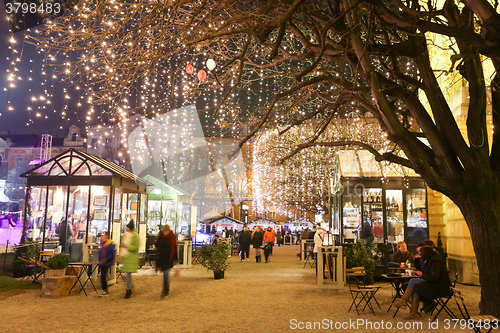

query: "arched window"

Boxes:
[72, 133, 77, 141]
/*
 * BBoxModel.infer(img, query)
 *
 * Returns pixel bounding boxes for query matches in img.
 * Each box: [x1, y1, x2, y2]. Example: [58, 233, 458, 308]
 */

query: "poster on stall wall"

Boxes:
[345, 212, 359, 228]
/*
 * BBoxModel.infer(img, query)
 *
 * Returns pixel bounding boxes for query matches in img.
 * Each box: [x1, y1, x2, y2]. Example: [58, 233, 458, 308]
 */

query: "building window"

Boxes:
[91, 138, 98, 149]
[105, 138, 112, 148]
[165, 138, 170, 148]
[135, 138, 141, 148]
[149, 138, 155, 148]
[16, 157, 23, 166]
[72, 133, 77, 141]
[198, 158, 204, 170]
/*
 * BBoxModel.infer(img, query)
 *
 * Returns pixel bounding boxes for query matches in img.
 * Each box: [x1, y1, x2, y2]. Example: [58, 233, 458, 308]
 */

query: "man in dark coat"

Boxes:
[156, 225, 178, 298]
[239, 225, 251, 262]
[57, 218, 72, 254]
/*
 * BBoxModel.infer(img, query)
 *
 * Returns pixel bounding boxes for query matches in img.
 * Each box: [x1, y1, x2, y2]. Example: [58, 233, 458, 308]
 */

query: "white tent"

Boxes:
[247, 218, 281, 231]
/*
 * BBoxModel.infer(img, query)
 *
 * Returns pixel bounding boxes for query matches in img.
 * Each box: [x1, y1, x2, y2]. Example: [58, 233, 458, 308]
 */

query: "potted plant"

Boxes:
[199, 241, 231, 279]
[344, 242, 378, 284]
[45, 253, 71, 277]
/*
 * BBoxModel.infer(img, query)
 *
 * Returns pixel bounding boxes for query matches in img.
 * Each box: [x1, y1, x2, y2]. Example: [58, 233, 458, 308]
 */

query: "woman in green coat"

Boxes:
[121, 221, 140, 299]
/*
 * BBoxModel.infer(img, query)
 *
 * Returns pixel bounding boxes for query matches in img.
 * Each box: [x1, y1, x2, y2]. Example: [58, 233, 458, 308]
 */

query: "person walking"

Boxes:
[121, 221, 140, 299]
[252, 227, 264, 262]
[263, 227, 276, 258]
[276, 229, 282, 247]
[98, 232, 116, 296]
[156, 225, 177, 298]
[239, 225, 251, 262]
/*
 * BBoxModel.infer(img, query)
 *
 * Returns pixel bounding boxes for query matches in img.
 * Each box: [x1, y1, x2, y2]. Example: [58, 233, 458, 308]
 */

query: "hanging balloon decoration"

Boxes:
[186, 64, 194, 74]
[197, 70, 207, 81]
[206, 59, 216, 71]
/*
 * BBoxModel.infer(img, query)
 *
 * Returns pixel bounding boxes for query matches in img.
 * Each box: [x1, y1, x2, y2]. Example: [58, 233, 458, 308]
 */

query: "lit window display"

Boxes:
[342, 194, 361, 243]
[21, 149, 151, 260]
[338, 178, 428, 272]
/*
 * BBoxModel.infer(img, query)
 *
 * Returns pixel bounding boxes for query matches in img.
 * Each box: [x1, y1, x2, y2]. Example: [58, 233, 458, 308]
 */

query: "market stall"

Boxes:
[209, 216, 244, 235]
[144, 174, 196, 238]
[247, 218, 281, 232]
[20, 148, 151, 261]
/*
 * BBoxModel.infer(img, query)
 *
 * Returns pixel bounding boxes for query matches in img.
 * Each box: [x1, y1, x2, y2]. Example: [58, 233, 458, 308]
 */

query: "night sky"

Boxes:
[0, 9, 82, 137]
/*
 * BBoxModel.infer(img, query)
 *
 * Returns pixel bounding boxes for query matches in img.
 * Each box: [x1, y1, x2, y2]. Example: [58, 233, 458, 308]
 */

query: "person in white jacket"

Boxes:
[313, 226, 327, 282]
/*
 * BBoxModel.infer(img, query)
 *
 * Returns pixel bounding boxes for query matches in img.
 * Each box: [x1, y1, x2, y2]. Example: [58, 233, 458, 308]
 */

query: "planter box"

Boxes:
[65, 266, 82, 276]
[41, 276, 78, 299]
[45, 268, 66, 277]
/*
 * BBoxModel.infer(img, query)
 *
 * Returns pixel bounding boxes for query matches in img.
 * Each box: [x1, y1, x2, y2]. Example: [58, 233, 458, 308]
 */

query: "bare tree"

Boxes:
[28, 0, 500, 316]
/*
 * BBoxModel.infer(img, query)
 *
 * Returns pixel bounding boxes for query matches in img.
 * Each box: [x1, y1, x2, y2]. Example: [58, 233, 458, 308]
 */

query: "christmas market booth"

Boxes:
[330, 149, 429, 275]
[20, 148, 151, 262]
[144, 174, 196, 237]
[209, 216, 244, 235]
[248, 218, 281, 232]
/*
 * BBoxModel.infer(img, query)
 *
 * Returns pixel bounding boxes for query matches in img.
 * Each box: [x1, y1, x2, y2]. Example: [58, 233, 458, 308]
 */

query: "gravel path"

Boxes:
[0, 245, 484, 333]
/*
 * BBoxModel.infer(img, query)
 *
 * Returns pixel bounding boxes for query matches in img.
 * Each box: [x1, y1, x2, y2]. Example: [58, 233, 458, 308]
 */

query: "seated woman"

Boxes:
[393, 246, 451, 320]
[392, 241, 415, 265]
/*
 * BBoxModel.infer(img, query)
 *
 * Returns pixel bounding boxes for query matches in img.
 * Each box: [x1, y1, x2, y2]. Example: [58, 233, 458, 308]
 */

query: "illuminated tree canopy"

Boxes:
[17, 0, 500, 316]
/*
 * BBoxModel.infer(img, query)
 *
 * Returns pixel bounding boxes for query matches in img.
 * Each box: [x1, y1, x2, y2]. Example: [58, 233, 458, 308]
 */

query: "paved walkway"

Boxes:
[0, 245, 484, 332]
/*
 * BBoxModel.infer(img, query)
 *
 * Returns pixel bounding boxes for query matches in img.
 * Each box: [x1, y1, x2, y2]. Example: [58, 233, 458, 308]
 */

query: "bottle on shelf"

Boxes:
[376, 193, 380, 202]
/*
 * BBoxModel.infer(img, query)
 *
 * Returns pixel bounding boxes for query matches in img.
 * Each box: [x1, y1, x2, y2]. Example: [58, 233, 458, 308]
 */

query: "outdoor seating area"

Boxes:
[0, 245, 488, 332]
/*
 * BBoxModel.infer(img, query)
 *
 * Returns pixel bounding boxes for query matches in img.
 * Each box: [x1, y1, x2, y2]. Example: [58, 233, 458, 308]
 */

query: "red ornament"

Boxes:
[186, 64, 193, 74]
[197, 70, 207, 81]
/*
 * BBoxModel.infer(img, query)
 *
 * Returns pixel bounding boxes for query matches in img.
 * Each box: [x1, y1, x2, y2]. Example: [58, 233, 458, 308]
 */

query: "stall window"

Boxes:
[406, 188, 428, 248]
[342, 194, 361, 243]
[362, 188, 383, 245]
[386, 189, 404, 249]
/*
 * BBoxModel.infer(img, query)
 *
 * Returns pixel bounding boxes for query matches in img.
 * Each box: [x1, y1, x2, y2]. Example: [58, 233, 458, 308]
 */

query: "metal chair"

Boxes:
[452, 287, 499, 333]
[303, 248, 315, 268]
[346, 267, 380, 315]
[429, 272, 458, 321]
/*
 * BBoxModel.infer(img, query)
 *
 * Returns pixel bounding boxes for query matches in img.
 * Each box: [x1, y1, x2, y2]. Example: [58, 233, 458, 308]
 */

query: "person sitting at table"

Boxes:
[393, 246, 451, 320]
[392, 241, 415, 265]
[413, 243, 424, 271]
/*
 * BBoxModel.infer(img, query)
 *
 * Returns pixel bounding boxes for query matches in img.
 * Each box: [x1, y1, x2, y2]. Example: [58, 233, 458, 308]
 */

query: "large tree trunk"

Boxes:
[452, 179, 500, 318]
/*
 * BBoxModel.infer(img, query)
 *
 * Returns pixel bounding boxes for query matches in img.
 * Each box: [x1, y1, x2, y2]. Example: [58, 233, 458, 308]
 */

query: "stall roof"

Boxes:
[248, 218, 280, 225]
[21, 148, 152, 187]
[143, 175, 187, 196]
[209, 216, 244, 225]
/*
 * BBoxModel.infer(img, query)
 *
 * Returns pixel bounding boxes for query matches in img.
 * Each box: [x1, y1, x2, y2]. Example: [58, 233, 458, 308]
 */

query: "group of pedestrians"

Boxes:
[97, 221, 178, 299]
[237, 225, 276, 263]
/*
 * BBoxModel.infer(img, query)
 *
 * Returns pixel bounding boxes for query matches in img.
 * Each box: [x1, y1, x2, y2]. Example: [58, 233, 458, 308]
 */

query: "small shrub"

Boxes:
[199, 241, 231, 273]
[46, 253, 71, 269]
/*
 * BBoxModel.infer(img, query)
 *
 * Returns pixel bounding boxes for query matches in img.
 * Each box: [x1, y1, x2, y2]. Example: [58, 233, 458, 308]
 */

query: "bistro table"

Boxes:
[68, 262, 99, 296]
[382, 273, 419, 318]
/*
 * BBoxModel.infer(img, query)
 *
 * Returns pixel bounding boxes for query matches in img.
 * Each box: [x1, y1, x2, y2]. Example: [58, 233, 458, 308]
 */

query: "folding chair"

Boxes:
[303, 248, 314, 268]
[116, 264, 125, 283]
[16, 257, 35, 281]
[452, 287, 499, 333]
[192, 248, 201, 265]
[346, 267, 379, 315]
[429, 273, 458, 321]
